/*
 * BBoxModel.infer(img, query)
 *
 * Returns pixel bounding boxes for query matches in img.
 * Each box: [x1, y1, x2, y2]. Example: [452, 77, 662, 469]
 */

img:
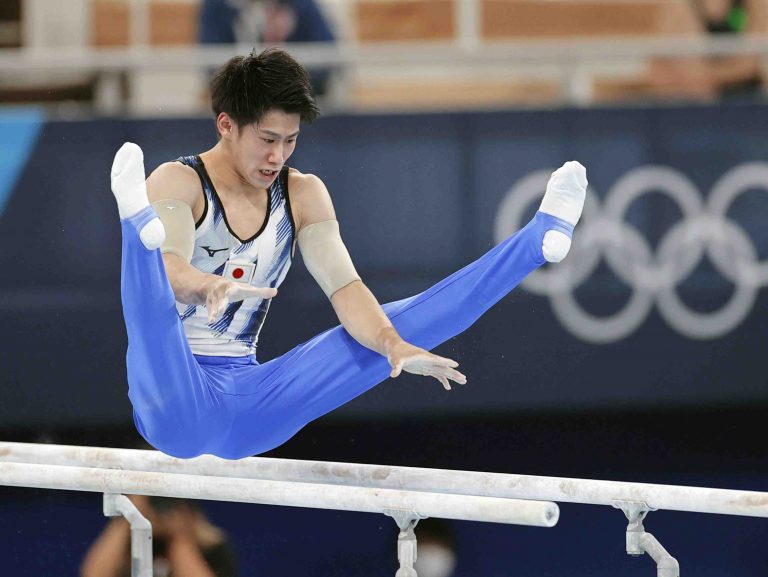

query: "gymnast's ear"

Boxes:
[216, 113, 236, 139]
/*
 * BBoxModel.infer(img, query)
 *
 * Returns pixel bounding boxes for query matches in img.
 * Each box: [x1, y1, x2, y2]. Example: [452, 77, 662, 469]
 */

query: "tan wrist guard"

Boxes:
[152, 199, 195, 262]
[297, 220, 361, 299]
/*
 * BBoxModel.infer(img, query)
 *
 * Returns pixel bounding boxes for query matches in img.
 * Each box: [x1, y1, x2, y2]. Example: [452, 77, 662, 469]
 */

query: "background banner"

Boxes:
[1, 104, 765, 426]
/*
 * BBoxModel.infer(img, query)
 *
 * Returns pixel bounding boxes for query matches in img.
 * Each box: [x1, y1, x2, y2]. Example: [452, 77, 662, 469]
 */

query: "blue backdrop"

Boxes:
[0, 103, 765, 427]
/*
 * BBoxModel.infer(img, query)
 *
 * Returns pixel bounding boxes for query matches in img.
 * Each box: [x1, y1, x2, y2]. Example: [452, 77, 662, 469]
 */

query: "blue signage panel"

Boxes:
[0, 104, 765, 426]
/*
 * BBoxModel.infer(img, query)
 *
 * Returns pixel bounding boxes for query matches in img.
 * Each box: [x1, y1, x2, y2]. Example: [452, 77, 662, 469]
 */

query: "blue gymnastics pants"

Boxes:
[121, 208, 573, 459]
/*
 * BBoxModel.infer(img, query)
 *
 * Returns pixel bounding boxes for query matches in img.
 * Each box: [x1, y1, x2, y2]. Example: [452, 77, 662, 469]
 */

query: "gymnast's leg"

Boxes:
[112, 143, 220, 457]
[214, 163, 587, 458]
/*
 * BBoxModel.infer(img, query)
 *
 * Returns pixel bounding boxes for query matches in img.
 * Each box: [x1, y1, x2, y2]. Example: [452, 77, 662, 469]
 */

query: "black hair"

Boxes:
[210, 48, 320, 128]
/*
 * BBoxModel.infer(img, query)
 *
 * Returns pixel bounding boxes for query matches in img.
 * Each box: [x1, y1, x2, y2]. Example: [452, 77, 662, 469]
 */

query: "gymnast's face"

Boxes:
[225, 109, 300, 189]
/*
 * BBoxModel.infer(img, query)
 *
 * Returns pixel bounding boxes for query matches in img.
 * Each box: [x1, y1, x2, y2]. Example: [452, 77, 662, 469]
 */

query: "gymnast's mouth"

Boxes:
[260, 169, 278, 178]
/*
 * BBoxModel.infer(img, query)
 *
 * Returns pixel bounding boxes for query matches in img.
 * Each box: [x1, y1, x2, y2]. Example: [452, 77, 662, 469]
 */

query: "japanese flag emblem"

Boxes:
[223, 261, 256, 285]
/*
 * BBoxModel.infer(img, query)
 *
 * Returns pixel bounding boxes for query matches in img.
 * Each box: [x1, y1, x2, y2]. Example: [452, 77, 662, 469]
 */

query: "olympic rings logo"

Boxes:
[494, 163, 768, 343]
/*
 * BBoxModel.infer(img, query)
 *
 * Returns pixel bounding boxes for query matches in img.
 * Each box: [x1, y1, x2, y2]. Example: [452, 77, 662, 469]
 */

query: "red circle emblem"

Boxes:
[232, 268, 244, 279]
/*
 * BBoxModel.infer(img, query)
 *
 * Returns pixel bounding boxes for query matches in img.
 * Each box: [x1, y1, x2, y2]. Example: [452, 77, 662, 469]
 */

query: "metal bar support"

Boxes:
[385, 509, 427, 577]
[103, 493, 153, 577]
[614, 500, 680, 577]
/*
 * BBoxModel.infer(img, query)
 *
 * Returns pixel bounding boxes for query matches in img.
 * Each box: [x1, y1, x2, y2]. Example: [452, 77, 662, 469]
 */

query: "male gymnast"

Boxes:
[111, 49, 588, 459]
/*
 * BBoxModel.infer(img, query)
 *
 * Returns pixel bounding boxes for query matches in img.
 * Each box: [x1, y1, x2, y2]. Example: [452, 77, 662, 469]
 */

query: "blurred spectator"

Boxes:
[648, 0, 767, 101]
[414, 519, 458, 577]
[0, 0, 20, 48]
[694, 0, 767, 97]
[199, 0, 336, 95]
[80, 495, 237, 577]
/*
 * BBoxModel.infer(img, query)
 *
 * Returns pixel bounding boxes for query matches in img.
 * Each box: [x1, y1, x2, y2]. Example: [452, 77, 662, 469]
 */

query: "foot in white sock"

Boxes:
[111, 142, 165, 250]
[539, 160, 587, 263]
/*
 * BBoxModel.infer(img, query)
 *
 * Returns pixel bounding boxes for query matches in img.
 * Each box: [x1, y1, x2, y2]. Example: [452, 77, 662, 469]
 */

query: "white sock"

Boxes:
[542, 231, 572, 263]
[539, 160, 587, 263]
[111, 142, 165, 250]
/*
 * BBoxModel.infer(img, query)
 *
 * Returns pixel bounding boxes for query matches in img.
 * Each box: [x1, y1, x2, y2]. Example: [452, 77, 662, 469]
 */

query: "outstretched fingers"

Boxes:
[427, 353, 460, 369]
[206, 291, 230, 325]
[228, 285, 278, 301]
[207, 284, 278, 325]
[441, 366, 468, 385]
[396, 351, 467, 389]
[427, 365, 467, 389]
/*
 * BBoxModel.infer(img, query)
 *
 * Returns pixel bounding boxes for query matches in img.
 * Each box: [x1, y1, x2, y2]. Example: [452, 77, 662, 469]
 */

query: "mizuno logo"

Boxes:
[201, 246, 229, 257]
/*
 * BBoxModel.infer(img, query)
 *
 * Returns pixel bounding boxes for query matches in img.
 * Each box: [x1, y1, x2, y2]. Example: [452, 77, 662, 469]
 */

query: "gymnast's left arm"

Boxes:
[291, 171, 467, 390]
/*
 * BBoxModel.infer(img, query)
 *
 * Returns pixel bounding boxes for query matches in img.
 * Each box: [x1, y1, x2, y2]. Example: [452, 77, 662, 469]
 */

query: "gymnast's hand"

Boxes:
[204, 277, 277, 324]
[388, 342, 467, 391]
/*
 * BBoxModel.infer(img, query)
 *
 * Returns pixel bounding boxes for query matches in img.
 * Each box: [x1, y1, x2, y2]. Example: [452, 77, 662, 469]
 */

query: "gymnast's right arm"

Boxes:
[146, 163, 276, 323]
[80, 516, 130, 577]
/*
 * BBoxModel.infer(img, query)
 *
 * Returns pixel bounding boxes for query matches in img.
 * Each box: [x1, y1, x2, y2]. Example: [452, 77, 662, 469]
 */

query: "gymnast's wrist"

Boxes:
[377, 326, 404, 356]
